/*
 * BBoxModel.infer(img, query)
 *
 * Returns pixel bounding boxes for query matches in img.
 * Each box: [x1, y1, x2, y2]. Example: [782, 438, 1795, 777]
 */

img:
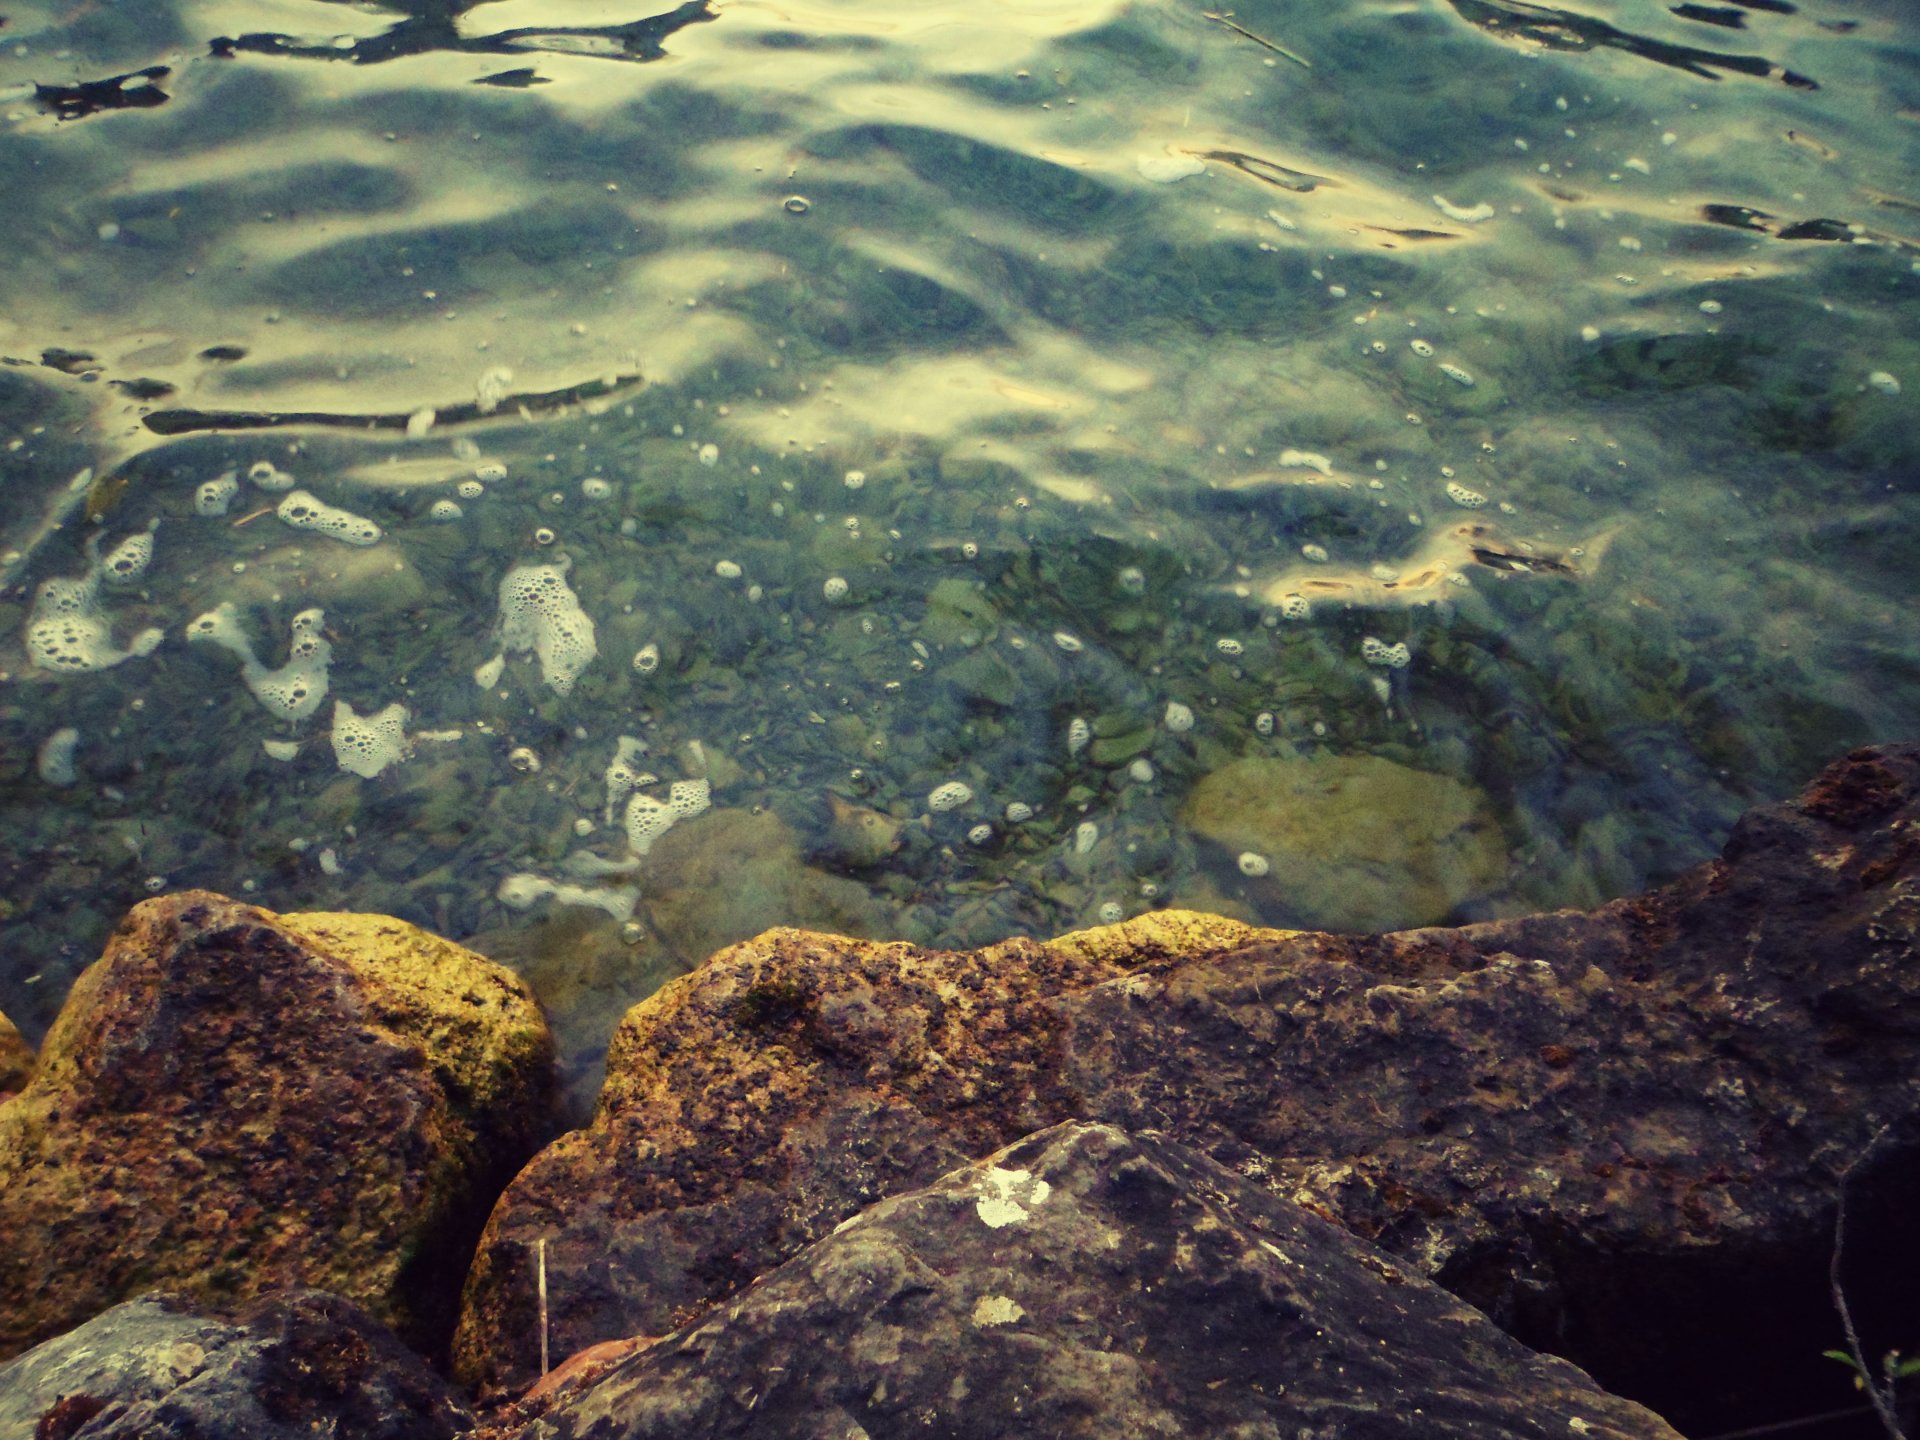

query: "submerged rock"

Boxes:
[0, 1290, 473, 1440]
[639, 807, 898, 969]
[1182, 752, 1507, 929]
[0, 893, 553, 1361]
[453, 747, 1920, 1434]
[515, 1123, 1678, 1440]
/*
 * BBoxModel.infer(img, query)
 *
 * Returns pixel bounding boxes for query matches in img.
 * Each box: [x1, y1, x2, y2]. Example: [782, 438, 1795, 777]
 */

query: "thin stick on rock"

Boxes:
[537, 1237, 550, 1378]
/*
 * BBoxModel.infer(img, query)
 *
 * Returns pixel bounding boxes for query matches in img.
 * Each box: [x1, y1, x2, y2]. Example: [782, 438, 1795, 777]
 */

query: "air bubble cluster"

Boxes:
[196, 471, 239, 516]
[1361, 637, 1412, 669]
[1446, 482, 1488, 509]
[928, 780, 973, 812]
[188, 604, 334, 721]
[278, 491, 382, 546]
[331, 699, 411, 778]
[496, 558, 598, 694]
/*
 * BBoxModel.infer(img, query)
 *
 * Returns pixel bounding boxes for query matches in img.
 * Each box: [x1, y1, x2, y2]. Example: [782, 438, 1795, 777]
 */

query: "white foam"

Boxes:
[497, 871, 637, 921]
[248, 460, 296, 492]
[187, 604, 333, 722]
[196, 471, 240, 516]
[603, 735, 652, 824]
[1138, 154, 1205, 182]
[25, 553, 164, 674]
[277, 491, 382, 546]
[622, 776, 710, 856]
[496, 557, 597, 694]
[100, 522, 157, 585]
[331, 699, 411, 778]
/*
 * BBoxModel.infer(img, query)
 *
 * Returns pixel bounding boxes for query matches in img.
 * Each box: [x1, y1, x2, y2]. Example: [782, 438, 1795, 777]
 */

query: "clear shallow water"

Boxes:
[1, 0, 1916, 1098]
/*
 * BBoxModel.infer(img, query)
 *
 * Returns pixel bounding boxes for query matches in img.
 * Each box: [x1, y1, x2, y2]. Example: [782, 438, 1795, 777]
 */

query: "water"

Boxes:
[2, 0, 1916, 1099]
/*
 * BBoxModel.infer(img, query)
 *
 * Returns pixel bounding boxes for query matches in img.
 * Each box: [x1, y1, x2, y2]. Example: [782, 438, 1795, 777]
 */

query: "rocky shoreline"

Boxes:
[2, 743, 1917, 1438]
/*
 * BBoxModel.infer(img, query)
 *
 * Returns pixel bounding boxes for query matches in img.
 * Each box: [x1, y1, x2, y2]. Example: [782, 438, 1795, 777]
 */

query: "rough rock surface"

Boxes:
[1181, 751, 1507, 930]
[0, 1290, 473, 1440]
[0, 892, 554, 1362]
[507, 1123, 1679, 1440]
[0, 1008, 29, 1099]
[456, 745, 1920, 1430]
[452, 910, 1281, 1392]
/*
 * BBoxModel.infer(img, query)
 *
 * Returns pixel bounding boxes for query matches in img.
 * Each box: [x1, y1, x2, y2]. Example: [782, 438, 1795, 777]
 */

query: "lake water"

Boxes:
[2, 0, 1915, 1102]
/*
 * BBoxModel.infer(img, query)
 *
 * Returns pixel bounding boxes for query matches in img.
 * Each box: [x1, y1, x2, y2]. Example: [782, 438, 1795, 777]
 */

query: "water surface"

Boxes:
[2, 0, 1916, 1100]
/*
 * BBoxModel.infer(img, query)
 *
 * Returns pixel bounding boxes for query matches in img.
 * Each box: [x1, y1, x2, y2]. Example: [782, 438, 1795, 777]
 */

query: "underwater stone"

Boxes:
[36, 727, 79, 786]
[1183, 753, 1504, 931]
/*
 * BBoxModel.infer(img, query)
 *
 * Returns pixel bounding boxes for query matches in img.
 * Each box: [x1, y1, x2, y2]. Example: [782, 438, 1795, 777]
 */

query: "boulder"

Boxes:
[451, 910, 1280, 1392]
[0, 1009, 30, 1099]
[0, 892, 554, 1361]
[0, 1290, 472, 1440]
[640, 808, 897, 970]
[1181, 751, 1507, 931]
[452, 745, 1920, 1436]
[509, 1123, 1680, 1440]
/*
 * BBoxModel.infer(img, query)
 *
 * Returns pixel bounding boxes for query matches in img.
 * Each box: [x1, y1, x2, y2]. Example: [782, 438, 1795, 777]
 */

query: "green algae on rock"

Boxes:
[0, 892, 553, 1362]
[1181, 752, 1507, 931]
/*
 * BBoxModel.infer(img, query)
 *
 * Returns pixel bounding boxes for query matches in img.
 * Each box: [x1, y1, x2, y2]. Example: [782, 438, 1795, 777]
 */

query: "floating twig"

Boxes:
[1203, 11, 1311, 69]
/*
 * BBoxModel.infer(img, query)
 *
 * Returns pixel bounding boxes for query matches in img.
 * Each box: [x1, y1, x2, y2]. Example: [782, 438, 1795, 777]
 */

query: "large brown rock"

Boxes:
[0, 892, 554, 1362]
[0, 1009, 29, 1099]
[453, 746, 1920, 1434]
[509, 1123, 1681, 1440]
[451, 910, 1279, 1392]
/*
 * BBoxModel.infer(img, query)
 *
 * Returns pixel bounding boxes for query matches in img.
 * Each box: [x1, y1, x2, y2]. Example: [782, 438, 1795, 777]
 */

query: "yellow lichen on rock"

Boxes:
[1042, 909, 1296, 968]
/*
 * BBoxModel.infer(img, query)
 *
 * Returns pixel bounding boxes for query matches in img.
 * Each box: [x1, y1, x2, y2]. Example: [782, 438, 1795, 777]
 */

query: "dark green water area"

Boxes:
[1, 0, 1916, 1107]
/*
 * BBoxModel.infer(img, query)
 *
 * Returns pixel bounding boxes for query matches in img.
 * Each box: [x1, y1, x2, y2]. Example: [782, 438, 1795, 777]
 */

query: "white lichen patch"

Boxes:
[496, 557, 597, 694]
[974, 1166, 1053, 1229]
[971, 1295, 1026, 1327]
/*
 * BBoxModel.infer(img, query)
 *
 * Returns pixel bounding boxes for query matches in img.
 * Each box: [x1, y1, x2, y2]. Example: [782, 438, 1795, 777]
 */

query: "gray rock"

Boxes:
[0, 1290, 472, 1440]
[516, 1123, 1679, 1440]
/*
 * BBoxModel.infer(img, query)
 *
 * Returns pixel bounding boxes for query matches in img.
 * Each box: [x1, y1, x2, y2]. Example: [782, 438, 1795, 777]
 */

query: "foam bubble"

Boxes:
[497, 557, 597, 694]
[1446, 482, 1488, 509]
[248, 461, 295, 492]
[278, 491, 382, 546]
[1067, 717, 1091, 756]
[196, 471, 240, 516]
[429, 499, 464, 521]
[188, 603, 333, 722]
[928, 780, 973, 812]
[1361, 636, 1412, 669]
[330, 699, 410, 778]
[1432, 195, 1495, 223]
[25, 555, 164, 674]
[476, 367, 514, 415]
[100, 522, 157, 584]
[1163, 701, 1195, 733]
[603, 735, 651, 823]
[1237, 851, 1271, 877]
[497, 870, 637, 920]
